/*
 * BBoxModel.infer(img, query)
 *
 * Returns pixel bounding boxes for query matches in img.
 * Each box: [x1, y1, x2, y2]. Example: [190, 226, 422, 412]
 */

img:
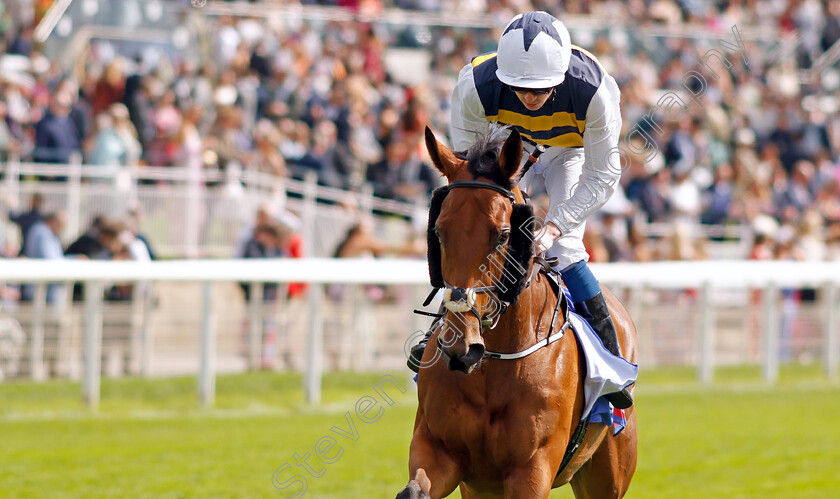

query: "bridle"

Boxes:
[426, 178, 569, 361]
[437, 180, 520, 331]
[428, 143, 547, 332]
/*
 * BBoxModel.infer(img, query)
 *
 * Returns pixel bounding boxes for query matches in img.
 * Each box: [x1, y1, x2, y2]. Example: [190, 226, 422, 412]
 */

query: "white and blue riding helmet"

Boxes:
[496, 11, 572, 89]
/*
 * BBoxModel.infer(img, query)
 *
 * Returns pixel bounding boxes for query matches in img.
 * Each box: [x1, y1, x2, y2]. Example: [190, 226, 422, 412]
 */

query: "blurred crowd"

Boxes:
[0, 192, 156, 305]
[1, 0, 840, 267]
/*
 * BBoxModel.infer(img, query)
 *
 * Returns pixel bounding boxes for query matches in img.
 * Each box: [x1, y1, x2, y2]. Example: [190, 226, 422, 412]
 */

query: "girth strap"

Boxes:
[554, 415, 590, 479]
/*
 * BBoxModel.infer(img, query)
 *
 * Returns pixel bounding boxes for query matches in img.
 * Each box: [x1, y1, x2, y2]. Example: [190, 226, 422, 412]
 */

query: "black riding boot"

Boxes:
[577, 293, 634, 409]
[407, 333, 430, 374]
[407, 313, 443, 374]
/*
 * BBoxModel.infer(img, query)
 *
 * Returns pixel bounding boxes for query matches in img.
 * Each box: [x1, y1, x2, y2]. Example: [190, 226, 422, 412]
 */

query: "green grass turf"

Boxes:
[1, 365, 839, 498]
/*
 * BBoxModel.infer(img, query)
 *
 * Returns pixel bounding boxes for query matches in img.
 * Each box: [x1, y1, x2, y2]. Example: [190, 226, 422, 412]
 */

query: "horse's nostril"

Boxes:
[463, 344, 485, 367]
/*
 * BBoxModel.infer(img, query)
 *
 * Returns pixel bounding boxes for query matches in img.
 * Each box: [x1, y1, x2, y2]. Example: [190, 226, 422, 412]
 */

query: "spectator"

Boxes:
[296, 119, 352, 189]
[86, 112, 127, 167]
[20, 211, 71, 303]
[32, 91, 81, 165]
[639, 168, 671, 223]
[65, 216, 122, 260]
[58, 79, 91, 144]
[124, 208, 156, 261]
[365, 140, 436, 203]
[749, 214, 780, 261]
[815, 177, 840, 224]
[174, 104, 204, 172]
[234, 202, 277, 259]
[0, 101, 20, 161]
[252, 119, 287, 177]
[65, 217, 123, 301]
[276, 213, 307, 299]
[668, 163, 703, 227]
[145, 88, 183, 167]
[278, 119, 309, 163]
[239, 223, 281, 302]
[205, 106, 252, 171]
[90, 58, 126, 117]
[701, 163, 735, 226]
[333, 221, 389, 259]
[125, 74, 156, 149]
[8, 25, 33, 56]
[782, 160, 816, 214]
[8, 193, 44, 254]
[109, 103, 142, 166]
[797, 209, 827, 262]
[105, 227, 152, 302]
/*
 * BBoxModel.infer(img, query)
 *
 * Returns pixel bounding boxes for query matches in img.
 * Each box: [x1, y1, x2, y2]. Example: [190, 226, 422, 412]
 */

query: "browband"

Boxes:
[447, 181, 516, 202]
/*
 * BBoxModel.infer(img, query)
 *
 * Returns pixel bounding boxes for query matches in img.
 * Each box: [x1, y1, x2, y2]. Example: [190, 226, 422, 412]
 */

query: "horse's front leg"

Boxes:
[396, 413, 461, 499]
[503, 450, 557, 499]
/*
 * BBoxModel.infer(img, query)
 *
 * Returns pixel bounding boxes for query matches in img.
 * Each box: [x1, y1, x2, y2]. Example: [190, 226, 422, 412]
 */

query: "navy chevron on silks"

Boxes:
[502, 11, 565, 51]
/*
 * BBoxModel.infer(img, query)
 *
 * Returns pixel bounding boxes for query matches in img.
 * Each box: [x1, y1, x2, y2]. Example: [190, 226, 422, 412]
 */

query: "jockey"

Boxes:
[410, 11, 632, 409]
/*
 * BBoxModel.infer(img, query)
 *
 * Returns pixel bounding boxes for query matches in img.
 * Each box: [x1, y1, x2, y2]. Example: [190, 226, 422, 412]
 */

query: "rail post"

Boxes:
[83, 281, 104, 408]
[305, 283, 324, 404]
[199, 282, 217, 406]
[762, 282, 779, 382]
[248, 282, 263, 371]
[824, 283, 838, 379]
[698, 281, 715, 384]
[30, 283, 47, 380]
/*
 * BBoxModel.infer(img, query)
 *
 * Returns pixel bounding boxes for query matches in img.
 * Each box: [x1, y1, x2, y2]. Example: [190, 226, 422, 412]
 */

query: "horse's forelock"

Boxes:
[460, 127, 514, 189]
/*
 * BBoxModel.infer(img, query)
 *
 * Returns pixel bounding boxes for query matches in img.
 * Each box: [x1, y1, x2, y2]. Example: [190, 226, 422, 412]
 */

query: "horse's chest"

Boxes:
[422, 383, 558, 460]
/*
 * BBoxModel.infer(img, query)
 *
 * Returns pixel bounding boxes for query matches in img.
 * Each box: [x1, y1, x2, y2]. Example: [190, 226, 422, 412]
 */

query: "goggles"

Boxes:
[509, 85, 554, 95]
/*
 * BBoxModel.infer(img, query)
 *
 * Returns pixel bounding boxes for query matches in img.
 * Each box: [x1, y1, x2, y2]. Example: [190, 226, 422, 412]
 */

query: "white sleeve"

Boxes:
[551, 75, 623, 234]
[449, 63, 491, 152]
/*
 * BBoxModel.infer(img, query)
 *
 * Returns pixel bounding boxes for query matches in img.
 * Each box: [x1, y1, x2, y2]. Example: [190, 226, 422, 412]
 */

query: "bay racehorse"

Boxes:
[396, 127, 638, 498]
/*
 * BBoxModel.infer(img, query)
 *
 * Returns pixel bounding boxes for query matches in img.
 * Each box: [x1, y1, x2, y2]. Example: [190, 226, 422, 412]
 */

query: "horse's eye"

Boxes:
[498, 231, 510, 244]
[434, 228, 442, 240]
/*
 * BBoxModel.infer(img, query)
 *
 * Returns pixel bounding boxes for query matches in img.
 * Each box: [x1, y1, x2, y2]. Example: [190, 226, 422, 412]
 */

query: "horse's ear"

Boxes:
[499, 129, 524, 180]
[425, 126, 461, 179]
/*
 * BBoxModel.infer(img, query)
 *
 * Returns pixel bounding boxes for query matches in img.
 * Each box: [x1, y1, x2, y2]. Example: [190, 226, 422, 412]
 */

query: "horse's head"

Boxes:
[424, 126, 535, 374]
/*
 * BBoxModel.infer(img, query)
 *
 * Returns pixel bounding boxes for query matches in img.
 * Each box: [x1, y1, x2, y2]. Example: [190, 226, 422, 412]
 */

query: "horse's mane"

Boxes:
[454, 126, 515, 189]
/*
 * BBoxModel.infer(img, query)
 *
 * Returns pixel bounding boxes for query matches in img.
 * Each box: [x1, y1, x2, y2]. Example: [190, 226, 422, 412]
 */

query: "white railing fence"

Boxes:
[2, 158, 756, 262]
[2, 158, 423, 259]
[0, 259, 837, 407]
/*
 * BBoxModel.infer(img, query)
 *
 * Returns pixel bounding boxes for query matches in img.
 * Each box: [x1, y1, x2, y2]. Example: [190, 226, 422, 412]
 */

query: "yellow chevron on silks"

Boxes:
[472, 53, 497, 68]
[489, 109, 586, 134]
[477, 124, 583, 147]
[517, 131, 584, 148]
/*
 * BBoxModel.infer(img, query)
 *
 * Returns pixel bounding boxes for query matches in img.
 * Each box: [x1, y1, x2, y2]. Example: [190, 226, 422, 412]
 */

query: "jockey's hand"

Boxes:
[537, 222, 562, 253]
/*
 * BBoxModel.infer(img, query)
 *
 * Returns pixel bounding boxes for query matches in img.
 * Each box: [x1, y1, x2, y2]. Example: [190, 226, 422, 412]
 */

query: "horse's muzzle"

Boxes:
[437, 336, 485, 373]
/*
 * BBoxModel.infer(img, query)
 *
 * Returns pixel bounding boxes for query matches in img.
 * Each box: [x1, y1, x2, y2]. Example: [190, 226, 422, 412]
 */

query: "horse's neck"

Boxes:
[488, 275, 560, 353]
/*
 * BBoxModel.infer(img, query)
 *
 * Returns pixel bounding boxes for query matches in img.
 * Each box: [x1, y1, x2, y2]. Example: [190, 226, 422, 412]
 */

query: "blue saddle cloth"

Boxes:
[563, 285, 630, 435]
